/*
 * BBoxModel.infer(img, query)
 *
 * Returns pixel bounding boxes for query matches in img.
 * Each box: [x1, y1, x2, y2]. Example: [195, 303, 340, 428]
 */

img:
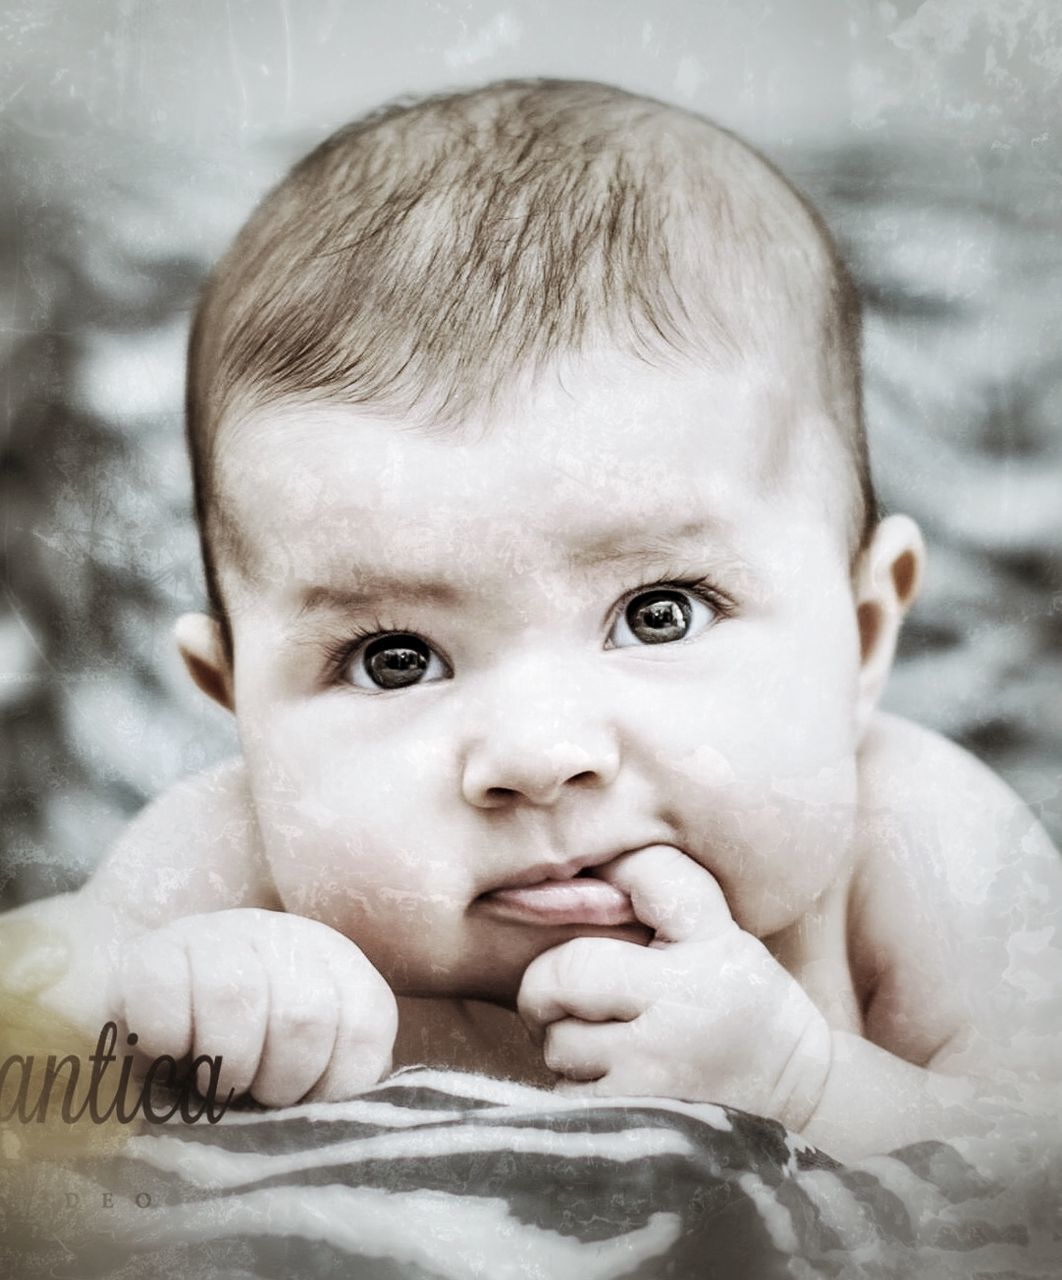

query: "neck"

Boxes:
[393, 994, 555, 1086]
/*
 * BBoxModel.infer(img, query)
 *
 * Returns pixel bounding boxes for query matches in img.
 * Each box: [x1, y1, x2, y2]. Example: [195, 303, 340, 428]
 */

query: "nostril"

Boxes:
[483, 786, 519, 807]
[569, 771, 599, 788]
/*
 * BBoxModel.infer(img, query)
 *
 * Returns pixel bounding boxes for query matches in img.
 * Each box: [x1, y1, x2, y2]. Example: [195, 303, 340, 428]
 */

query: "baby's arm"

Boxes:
[2, 762, 398, 1102]
[802, 713, 1062, 1160]
[1, 759, 277, 1033]
[849, 713, 1062, 1079]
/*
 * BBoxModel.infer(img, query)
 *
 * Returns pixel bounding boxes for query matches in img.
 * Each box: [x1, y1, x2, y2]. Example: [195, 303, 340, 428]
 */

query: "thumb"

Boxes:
[594, 845, 735, 945]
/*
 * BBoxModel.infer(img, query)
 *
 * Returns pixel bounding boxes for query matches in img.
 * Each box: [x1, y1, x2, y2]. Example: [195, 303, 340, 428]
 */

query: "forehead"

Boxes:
[215, 350, 839, 602]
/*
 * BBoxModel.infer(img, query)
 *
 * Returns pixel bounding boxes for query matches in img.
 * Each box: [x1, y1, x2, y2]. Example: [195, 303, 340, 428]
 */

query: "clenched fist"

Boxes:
[517, 845, 833, 1131]
[114, 909, 398, 1107]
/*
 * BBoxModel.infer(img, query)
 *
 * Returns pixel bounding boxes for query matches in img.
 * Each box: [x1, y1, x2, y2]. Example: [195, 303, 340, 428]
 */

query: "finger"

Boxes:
[552, 1063, 674, 1102]
[542, 1016, 629, 1082]
[550, 1024, 684, 1101]
[304, 940, 398, 1102]
[118, 931, 194, 1061]
[248, 930, 339, 1107]
[594, 844, 735, 944]
[188, 935, 269, 1101]
[517, 937, 655, 1045]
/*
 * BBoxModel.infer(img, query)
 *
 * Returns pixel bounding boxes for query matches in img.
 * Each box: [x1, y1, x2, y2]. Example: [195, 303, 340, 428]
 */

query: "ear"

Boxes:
[175, 613, 234, 712]
[853, 514, 925, 736]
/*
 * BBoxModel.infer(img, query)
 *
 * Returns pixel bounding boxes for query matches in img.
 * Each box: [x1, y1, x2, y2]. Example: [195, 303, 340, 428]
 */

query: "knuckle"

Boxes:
[272, 1000, 336, 1040]
[195, 973, 264, 1019]
[283, 969, 336, 1009]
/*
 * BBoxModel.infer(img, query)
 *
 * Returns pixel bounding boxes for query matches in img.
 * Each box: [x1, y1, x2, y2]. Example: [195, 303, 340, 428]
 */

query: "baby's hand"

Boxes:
[115, 909, 398, 1107]
[516, 846, 832, 1131]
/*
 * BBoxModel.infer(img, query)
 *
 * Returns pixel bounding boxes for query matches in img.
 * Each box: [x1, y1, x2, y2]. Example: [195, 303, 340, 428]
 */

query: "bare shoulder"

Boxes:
[90, 757, 281, 927]
[857, 711, 1058, 869]
[849, 712, 1062, 1069]
[859, 711, 1059, 890]
[0, 760, 281, 1040]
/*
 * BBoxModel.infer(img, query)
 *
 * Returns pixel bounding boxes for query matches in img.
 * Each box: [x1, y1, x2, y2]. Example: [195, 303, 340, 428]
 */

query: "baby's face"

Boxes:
[219, 350, 865, 1005]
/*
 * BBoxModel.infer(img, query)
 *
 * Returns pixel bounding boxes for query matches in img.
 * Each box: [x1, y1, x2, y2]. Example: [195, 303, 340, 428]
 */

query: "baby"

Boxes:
[8, 79, 1061, 1164]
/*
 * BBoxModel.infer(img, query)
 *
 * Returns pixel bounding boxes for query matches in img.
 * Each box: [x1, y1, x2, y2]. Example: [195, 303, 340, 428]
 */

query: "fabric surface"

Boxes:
[6, 1068, 1059, 1280]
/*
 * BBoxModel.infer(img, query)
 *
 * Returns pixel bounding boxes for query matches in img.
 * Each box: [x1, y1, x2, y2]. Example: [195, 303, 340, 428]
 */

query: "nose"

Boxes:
[460, 663, 621, 810]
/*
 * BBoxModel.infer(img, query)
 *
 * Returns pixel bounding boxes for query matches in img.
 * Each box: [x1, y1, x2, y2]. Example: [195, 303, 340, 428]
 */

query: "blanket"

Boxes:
[8, 1069, 1058, 1280]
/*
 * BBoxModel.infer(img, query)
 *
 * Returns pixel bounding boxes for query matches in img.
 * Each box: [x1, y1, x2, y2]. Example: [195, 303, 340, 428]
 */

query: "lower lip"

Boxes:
[477, 878, 639, 927]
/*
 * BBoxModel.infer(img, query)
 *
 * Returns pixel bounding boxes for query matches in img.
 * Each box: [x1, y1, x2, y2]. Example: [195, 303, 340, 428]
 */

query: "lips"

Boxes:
[477, 848, 645, 928]
[478, 874, 639, 927]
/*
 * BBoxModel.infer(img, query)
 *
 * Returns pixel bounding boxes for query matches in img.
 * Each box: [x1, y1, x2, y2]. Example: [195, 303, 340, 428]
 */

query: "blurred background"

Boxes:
[1, 0, 1060, 906]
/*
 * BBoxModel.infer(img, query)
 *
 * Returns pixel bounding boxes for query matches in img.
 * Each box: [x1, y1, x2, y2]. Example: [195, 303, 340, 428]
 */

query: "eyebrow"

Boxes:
[291, 578, 467, 625]
[567, 517, 739, 571]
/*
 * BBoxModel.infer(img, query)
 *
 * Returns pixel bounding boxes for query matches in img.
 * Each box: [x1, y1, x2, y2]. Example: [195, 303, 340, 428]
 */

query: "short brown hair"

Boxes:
[186, 78, 874, 662]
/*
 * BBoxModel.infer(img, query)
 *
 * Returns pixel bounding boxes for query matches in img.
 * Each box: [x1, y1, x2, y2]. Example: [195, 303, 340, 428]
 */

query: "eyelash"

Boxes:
[316, 614, 414, 685]
[316, 574, 737, 686]
[609, 573, 736, 635]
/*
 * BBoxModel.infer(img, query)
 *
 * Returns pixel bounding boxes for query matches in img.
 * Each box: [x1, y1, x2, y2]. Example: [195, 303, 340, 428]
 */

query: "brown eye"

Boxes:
[346, 634, 450, 690]
[609, 587, 718, 648]
[626, 591, 691, 643]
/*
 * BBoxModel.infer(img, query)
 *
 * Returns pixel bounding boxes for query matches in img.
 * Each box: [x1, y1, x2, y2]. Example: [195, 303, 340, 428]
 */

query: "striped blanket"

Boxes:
[13, 1069, 1058, 1280]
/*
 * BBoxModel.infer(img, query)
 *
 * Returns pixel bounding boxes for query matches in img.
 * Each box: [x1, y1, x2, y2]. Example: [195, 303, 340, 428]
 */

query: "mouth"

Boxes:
[475, 852, 642, 928]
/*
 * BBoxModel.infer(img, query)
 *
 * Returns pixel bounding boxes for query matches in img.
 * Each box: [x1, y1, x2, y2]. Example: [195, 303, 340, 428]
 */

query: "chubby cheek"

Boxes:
[664, 748, 860, 936]
[632, 643, 862, 935]
[237, 700, 471, 934]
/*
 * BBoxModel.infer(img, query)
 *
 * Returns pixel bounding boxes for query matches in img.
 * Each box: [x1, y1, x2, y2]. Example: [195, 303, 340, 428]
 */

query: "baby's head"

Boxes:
[177, 80, 923, 1004]
[187, 79, 877, 653]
